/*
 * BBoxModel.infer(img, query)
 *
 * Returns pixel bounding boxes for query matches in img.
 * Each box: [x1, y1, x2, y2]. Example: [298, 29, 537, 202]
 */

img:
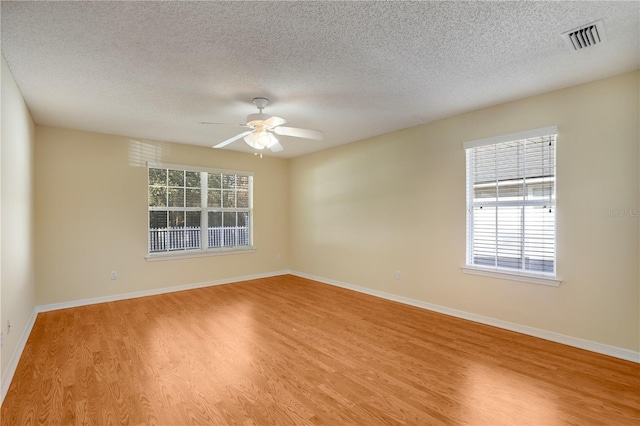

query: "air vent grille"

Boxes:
[561, 20, 605, 51]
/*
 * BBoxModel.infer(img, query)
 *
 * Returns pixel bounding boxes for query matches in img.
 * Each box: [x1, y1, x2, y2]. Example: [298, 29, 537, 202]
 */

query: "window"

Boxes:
[463, 126, 559, 285]
[147, 163, 253, 258]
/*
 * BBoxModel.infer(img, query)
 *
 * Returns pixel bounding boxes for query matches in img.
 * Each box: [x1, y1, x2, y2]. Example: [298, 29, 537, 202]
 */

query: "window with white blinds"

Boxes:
[464, 127, 557, 281]
[147, 163, 253, 257]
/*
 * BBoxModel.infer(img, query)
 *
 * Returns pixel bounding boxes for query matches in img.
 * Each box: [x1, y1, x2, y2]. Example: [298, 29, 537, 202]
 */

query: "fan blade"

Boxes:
[199, 121, 250, 126]
[269, 141, 284, 152]
[274, 126, 323, 140]
[213, 130, 254, 148]
[263, 116, 287, 128]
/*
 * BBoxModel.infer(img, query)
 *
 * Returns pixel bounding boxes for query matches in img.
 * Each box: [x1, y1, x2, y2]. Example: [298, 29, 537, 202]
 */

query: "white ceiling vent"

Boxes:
[561, 20, 606, 51]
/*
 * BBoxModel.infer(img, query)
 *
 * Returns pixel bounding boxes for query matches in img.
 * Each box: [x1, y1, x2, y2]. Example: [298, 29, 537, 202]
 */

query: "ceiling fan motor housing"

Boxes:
[247, 113, 271, 125]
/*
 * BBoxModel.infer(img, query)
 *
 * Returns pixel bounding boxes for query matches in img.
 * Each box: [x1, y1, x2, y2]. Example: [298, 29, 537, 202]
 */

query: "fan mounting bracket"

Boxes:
[253, 97, 269, 113]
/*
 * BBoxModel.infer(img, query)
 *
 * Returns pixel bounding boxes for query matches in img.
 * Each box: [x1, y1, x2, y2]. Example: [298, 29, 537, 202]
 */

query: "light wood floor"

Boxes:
[2, 275, 639, 425]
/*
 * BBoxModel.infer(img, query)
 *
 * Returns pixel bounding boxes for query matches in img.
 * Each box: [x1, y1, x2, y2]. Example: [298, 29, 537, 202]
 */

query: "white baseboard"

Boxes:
[290, 270, 640, 364]
[37, 270, 290, 313]
[1, 309, 37, 405]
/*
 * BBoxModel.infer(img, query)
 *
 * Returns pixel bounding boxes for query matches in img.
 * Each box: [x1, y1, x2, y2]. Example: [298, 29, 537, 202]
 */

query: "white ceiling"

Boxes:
[2, 1, 639, 158]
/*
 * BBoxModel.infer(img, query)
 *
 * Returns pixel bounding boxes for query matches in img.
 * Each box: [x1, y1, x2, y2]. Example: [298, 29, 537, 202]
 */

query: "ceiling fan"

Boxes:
[205, 97, 323, 153]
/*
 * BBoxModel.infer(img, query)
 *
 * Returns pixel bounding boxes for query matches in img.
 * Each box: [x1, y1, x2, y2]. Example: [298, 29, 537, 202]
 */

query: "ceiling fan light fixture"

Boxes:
[243, 131, 263, 150]
[257, 130, 272, 147]
[264, 132, 279, 148]
[243, 128, 279, 150]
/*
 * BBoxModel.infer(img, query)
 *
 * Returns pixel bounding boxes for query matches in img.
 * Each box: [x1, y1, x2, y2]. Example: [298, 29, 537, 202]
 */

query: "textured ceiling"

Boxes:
[2, 1, 639, 158]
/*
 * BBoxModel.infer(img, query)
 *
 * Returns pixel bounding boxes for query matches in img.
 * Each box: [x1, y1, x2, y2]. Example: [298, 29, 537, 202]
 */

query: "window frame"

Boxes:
[461, 126, 561, 286]
[146, 162, 255, 261]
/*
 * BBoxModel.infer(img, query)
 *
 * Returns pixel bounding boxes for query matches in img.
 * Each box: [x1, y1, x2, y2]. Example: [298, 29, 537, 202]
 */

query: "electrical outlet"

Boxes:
[276, 253, 281, 261]
[110, 271, 118, 280]
[396, 270, 402, 280]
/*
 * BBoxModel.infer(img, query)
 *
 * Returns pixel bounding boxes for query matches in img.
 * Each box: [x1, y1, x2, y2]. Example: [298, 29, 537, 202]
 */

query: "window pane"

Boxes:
[473, 145, 497, 184]
[498, 181, 524, 200]
[149, 211, 167, 229]
[168, 169, 184, 186]
[149, 187, 167, 207]
[169, 211, 184, 228]
[149, 211, 168, 253]
[224, 212, 237, 227]
[185, 171, 200, 188]
[523, 206, 555, 273]
[473, 183, 497, 201]
[186, 211, 201, 227]
[149, 168, 166, 186]
[208, 173, 222, 189]
[208, 211, 223, 248]
[208, 190, 221, 208]
[185, 211, 201, 250]
[237, 176, 249, 191]
[237, 191, 249, 208]
[496, 206, 523, 269]
[208, 211, 222, 227]
[168, 188, 184, 207]
[495, 141, 524, 183]
[528, 181, 555, 200]
[471, 206, 496, 267]
[237, 211, 249, 227]
[185, 188, 201, 207]
[223, 212, 237, 247]
[237, 212, 249, 246]
[472, 201, 526, 269]
[524, 137, 555, 181]
[222, 174, 236, 189]
[223, 190, 235, 208]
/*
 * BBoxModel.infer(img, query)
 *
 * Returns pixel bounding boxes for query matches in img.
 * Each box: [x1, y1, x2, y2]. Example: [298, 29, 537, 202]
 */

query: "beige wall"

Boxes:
[1, 56, 36, 378]
[290, 71, 640, 351]
[35, 127, 290, 305]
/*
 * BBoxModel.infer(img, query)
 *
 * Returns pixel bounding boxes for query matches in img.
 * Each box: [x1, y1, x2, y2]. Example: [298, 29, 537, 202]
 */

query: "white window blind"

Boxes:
[147, 163, 253, 256]
[464, 127, 557, 278]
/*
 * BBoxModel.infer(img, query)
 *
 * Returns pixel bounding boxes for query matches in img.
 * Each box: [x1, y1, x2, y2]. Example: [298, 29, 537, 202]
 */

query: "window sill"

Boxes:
[461, 265, 561, 287]
[146, 247, 255, 262]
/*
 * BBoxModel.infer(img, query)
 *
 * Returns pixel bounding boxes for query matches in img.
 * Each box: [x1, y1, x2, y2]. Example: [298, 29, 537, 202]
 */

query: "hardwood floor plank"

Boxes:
[2, 275, 639, 425]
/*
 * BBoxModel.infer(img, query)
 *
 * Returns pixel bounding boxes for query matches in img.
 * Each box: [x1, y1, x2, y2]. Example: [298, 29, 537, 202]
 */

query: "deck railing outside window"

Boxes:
[149, 226, 249, 252]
